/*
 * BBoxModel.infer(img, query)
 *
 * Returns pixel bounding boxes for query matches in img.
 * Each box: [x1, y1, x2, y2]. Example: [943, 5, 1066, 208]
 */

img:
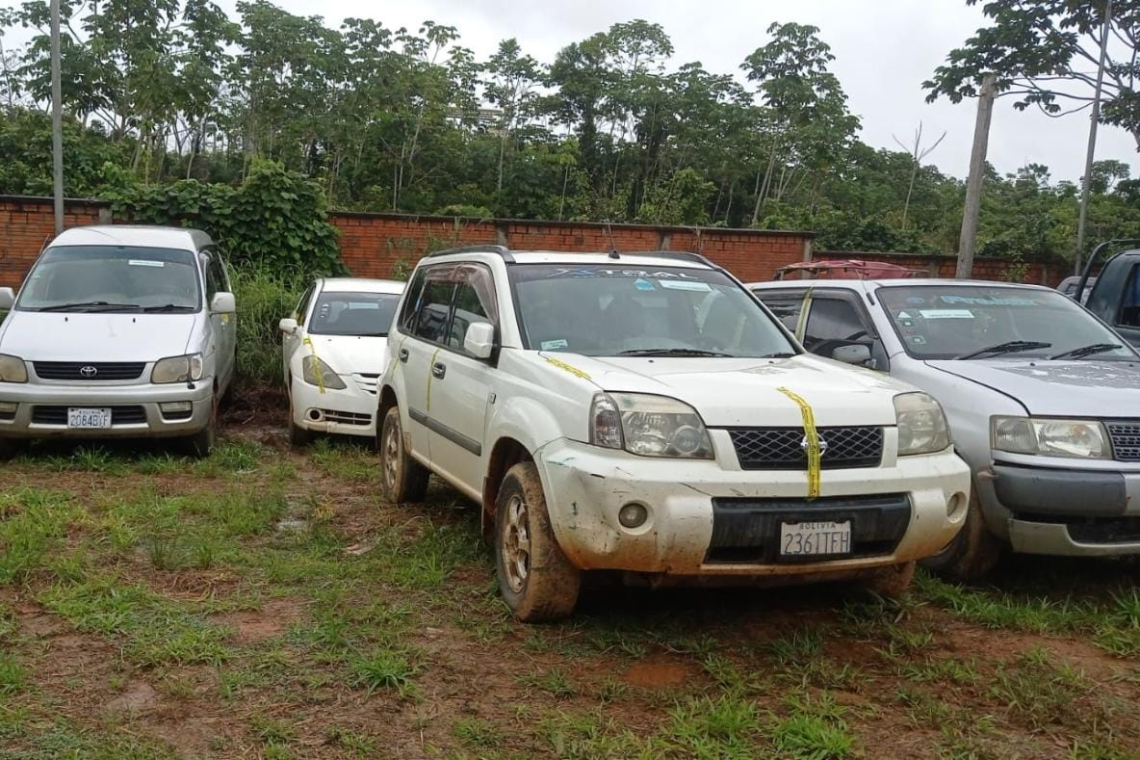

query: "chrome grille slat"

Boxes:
[1107, 421, 1140, 462]
[728, 426, 884, 471]
[34, 361, 146, 381]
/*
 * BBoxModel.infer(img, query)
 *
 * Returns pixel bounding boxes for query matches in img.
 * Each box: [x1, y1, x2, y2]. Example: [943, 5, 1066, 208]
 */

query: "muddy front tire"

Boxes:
[378, 406, 428, 503]
[494, 462, 581, 622]
[181, 395, 218, 459]
[288, 394, 311, 448]
[920, 491, 1002, 582]
[862, 561, 916, 599]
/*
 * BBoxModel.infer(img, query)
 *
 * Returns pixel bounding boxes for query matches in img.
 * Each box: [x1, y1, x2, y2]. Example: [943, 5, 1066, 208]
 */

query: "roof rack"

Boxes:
[425, 244, 514, 263]
[616, 250, 716, 267]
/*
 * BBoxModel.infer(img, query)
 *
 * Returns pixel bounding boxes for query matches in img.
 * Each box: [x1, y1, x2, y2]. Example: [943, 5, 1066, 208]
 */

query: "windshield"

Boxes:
[510, 264, 797, 358]
[308, 291, 401, 336]
[16, 246, 201, 313]
[878, 285, 1137, 361]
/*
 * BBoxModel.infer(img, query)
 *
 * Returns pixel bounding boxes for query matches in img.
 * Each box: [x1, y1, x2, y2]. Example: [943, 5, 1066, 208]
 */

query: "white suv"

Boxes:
[379, 247, 971, 621]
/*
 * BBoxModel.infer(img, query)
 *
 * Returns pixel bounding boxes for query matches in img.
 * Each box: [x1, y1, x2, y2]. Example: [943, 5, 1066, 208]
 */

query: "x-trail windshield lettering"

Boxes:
[16, 246, 201, 313]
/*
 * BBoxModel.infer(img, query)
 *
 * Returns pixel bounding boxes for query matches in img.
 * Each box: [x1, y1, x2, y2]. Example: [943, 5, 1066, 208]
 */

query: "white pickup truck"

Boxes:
[379, 247, 971, 621]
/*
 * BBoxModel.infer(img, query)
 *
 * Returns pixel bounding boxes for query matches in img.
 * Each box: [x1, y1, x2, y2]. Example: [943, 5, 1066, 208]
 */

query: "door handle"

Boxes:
[432, 362, 446, 379]
[399, 348, 409, 363]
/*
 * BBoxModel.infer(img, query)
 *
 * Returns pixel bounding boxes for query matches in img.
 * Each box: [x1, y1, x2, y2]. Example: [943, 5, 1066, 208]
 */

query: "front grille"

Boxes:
[31, 405, 147, 426]
[707, 494, 911, 564]
[353, 374, 380, 396]
[728, 426, 883, 471]
[1107, 421, 1140, 461]
[322, 409, 371, 426]
[34, 362, 146, 381]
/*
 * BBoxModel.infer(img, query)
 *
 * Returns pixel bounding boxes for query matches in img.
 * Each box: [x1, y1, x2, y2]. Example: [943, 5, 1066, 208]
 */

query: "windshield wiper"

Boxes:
[37, 301, 141, 313]
[1049, 343, 1122, 360]
[141, 303, 195, 313]
[759, 352, 796, 359]
[619, 348, 735, 358]
[956, 340, 1052, 360]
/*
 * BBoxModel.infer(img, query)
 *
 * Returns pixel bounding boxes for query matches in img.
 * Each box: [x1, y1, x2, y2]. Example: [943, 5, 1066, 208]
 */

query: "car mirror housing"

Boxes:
[279, 317, 299, 335]
[210, 292, 236, 314]
[833, 344, 872, 367]
[464, 322, 495, 360]
[0, 287, 14, 311]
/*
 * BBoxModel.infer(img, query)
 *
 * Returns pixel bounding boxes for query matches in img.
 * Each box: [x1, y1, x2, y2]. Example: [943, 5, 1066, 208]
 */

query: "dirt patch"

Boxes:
[212, 597, 306, 645]
[106, 680, 160, 714]
[622, 657, 699, 689]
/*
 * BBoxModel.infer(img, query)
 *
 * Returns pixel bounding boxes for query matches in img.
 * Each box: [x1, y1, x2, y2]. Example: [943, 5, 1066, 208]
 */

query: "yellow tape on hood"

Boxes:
[777, 387, 821, 499]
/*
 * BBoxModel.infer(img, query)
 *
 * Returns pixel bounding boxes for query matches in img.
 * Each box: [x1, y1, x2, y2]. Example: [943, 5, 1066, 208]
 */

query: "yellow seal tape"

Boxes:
[302, 336, 325, 395]
[545, 356, 591, 381]
[426, 347, 442, 412]
[777, 387, 821, 499]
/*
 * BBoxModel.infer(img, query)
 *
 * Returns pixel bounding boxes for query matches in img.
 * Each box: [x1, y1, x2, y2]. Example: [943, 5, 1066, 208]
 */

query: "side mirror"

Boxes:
[464, 322, 496, 360]
[833, 344, 872, 367]
[279, 317, 299, 335]
[0, 287, 13, 311]
[210, 292, 236, 314]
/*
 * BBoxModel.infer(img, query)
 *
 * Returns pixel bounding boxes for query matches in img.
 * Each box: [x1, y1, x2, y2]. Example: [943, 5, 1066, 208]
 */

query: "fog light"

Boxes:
[160, 401, 192, 414]
[618, 503, 649, 529]
[947, 492, 967, 519]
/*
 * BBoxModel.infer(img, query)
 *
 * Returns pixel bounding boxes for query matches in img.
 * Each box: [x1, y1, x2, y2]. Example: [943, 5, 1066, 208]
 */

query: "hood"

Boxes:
[926, 358, 1140, 417]
[540, 352, 910, 427]
[304, 334, 389, 376]
[0, 311, 197, 362]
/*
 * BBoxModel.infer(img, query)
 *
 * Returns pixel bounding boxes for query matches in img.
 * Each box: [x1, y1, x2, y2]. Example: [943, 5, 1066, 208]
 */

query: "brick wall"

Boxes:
[332, 212, 812, 283]
[813, 251, 1069, 288]
[0, 196, 109, 289]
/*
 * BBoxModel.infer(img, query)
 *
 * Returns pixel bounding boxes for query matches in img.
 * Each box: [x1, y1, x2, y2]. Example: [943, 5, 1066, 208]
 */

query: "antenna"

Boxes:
[604, 221, 620, 259]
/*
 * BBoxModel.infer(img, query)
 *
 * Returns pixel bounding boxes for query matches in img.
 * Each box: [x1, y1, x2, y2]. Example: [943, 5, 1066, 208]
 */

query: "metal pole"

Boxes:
[50, 0, 63, 235]
[1074, 0, 1113, 276]
[956, 74, 997, 279]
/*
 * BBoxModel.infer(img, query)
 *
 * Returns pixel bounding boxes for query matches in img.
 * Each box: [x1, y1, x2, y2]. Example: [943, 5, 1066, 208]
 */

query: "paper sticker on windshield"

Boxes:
[541, 339, 569, 350]
[660, 280, 712, 292]
[128, 259, 165, 268]
[919, 309, 974, 320]
[634, 278, 655, 291]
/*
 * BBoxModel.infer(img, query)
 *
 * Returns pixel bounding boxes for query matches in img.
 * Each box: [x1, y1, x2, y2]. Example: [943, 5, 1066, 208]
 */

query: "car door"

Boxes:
[800, 291, 889, 371]
[201, 253, 226, 388]
[208, 253, 237, 388]
[284, 284, 316, 383]
[1106, 264, 1140, 347]
[425, 263, 498, 490]
[396, 265, 456, 462]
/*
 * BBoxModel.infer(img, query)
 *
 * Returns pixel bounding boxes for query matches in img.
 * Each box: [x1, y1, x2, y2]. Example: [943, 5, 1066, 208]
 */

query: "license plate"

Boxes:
[67, 407, 112, 429]
[780, 521, 851, 557]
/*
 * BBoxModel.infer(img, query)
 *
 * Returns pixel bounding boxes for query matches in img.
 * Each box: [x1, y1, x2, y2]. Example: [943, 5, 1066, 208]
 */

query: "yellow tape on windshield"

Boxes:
[302, 336, 325, 395]
[778, 387, 821, 499]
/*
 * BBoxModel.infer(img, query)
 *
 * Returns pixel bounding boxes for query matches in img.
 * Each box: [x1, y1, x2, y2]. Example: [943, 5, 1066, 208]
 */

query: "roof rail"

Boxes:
[425, 244, 514, 263]
[620, 250, 716, 267]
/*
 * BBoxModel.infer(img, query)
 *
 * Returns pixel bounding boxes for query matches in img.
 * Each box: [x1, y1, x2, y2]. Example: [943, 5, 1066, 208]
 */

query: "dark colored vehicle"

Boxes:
[1078, 241, 1140, 348]
[1058, 275, 1096, 304]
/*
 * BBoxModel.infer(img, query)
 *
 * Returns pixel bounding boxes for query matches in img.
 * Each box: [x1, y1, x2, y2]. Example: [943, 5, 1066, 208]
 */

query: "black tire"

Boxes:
[181, 393, 218, 459]
[862, 561, 916, 599]
[378, 406, 428, 503]
[494, 462, 582, 622]
[920, 490, 1003, 582]
[0, 438, 20, 461]
[288, 394, 311, 448]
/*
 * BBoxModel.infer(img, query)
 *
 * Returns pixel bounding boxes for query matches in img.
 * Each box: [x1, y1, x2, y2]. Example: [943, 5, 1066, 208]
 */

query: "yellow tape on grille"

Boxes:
[302, 336, 325, 395]
[778, 387, 821, 499]
[426, 347, 442, 412]
[545, 356, 591, 380]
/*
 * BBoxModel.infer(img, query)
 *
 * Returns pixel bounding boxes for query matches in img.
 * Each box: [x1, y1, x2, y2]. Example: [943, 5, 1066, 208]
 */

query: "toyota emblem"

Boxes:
[79, 365, 98, 378]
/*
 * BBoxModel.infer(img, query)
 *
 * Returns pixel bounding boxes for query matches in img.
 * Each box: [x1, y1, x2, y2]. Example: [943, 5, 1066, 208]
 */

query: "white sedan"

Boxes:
[279, 278, 404, 446]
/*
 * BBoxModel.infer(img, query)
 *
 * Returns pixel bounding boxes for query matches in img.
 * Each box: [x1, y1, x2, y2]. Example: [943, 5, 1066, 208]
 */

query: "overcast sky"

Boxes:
[245, 0, 1139, 185]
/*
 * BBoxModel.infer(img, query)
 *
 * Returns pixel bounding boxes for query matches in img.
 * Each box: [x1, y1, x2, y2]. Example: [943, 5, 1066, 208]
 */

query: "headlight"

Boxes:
[302, 355, 347, 390]
[0, 354, 27, 383]
[152, 354, 204, 384]
[895, 392, 951, 456]
[590, 392, 713, 459]
[992, 416, 1110, 459]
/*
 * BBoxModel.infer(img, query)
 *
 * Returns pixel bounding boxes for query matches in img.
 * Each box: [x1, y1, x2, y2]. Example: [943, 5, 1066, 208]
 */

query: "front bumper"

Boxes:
[291, 378, 376, 438]
[535, 438, 971, 577]
[0, 380, 213, 439]
[989, 463, 1140, 556]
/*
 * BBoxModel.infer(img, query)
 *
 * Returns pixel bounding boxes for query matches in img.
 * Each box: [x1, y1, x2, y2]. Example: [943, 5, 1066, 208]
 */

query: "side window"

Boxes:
[414, 269, 457, 344]
[1119, 266, 1140, 327]
[204, 257, 218, 302]
[755, 291, 807, 333]
[295, 286, 315, 326]
[803, 297, 868, 352]
[398, 269, 428, 334]
[446, 264, 497, 351]
[209, 256, 230, 293]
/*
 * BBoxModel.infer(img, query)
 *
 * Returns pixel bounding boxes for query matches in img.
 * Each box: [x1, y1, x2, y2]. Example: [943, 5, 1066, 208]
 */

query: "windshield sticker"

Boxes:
[897, 311, 913, 319]
[128, 259, 165, 268]
[939, 295, 1039, 307]
[919, 309, 974, 320]
[634, 278, 655, 291]
[541, 339, 569, 351]
[660, 280, 712, 292]
[910, 336, 928, 345]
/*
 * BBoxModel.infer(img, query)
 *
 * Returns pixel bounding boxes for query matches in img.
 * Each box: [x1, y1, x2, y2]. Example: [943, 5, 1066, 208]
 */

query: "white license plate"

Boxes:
[780, 521, 852, 557]
[67, 407, 112, 429]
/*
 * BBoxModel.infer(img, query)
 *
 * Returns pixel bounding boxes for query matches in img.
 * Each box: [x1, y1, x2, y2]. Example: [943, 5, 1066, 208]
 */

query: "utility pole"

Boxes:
[1074, 0, 1113, 276]
[956, 74, 997, 279]
[50, 0, 63, 236]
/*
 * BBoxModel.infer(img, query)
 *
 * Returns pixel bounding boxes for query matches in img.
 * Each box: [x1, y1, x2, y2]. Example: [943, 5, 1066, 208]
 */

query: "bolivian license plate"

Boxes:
[67, 407, 112, 429]
[780, 521, 851, 557]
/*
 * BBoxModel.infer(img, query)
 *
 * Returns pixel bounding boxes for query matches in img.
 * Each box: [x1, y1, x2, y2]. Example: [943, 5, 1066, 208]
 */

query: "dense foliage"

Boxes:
[0, 1, 1137, 262]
